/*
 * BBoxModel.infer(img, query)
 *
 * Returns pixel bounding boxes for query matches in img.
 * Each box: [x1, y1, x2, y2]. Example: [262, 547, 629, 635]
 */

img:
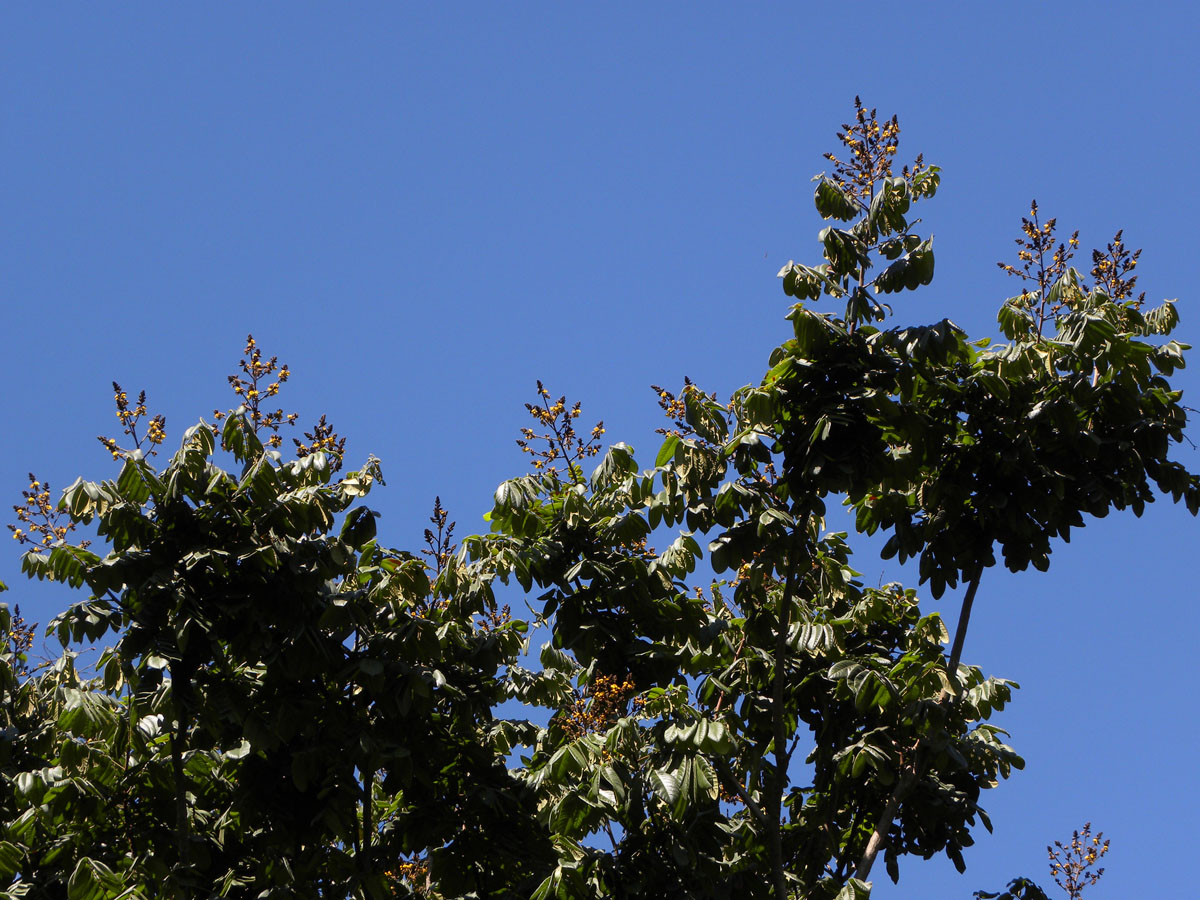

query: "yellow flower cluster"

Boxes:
[651, 381, 694, 439]
[475, 602, 512, 633]
[1047, 822, 1109, 897]
[659, 388, 686, 421]
[516, 381, 604, 481]
[7, 474, 88, 549]
[732, 548, 770, 588]
[387, 858, 430, 894]
[146, 416, 166, 445]
[1090, 229, 1145, 306]
[620, 537, 656, 561]
[224, 334, 296, 440]
[420, 495, 457, 576]
[560, 673, 637, 738]
[4, 605, 35, 655]
[716, 778, 746, 807]
[100, 382, 167, 458]
[293, 414, 346, 471]
[823, 96, 909, 201]
[3, 605, 37, 676]
[996, 201, 1082, 333]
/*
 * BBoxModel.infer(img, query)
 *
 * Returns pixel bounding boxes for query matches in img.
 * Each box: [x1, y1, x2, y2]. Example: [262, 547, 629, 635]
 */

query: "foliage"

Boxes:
[2, 102, 1194, 899]
[2, 344, 548, 899]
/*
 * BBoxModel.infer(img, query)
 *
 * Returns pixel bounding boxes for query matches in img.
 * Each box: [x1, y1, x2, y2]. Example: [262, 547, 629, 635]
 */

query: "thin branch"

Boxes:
[714, 758, 769, 831]
[604, 820, 619, 851]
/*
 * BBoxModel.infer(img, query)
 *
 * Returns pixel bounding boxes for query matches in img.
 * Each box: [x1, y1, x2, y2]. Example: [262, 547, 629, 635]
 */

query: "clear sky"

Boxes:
[4, 4, 1197, 897]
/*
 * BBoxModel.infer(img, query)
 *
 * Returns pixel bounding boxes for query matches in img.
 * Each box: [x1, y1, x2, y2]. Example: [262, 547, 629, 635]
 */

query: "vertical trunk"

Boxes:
[170, 709, 191, 899]
[856, 571, 982, 880]
[947, 571, 982, 686]
[767, 550, 802, 900]
[854, 770, 915, 881]
[362, 769, 374, 858]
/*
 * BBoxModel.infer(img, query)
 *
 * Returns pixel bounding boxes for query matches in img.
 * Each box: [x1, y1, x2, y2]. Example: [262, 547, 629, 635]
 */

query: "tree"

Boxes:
[2, 101, 1195, 899]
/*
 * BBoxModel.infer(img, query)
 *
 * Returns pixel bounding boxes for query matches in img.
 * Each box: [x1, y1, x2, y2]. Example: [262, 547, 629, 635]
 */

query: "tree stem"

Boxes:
[767, 546, 802, 900]
[362, 768, 374, 857]
[170, 706, 190, 899]
[714, 759, 769, 831]
[854, 770, 915, 881]
[947, 571, 982, 685]
[855, 571, 983, 880]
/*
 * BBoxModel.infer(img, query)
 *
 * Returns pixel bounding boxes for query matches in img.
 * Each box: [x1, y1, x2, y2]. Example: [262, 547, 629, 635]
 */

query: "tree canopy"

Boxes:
[3, 101, 1194, 900]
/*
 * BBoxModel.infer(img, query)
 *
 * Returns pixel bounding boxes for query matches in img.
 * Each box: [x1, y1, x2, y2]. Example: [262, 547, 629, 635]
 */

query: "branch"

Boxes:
[169, 700, 191, 898]
[362, 768, 374, 860]
[604, 820, 619, 851]
[767, 545, 803, 900]
[856, 568, 982, 883]
[946, 570, 982, 688]
[855, 571, 984, 880]
[714, 758, 769, 831]
[854, 768, 916, 881]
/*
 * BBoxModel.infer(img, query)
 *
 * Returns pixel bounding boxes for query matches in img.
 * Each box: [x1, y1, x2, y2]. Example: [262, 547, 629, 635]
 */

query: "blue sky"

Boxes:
[4, 4, 1197, 896]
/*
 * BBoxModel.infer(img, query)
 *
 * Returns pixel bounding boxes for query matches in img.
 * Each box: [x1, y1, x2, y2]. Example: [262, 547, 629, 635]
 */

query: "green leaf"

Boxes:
[340, 505, 378, 549]
[814, 177, 859, 221]
[1143, 299, 1179, 335]
[650, 767, 681, 809]
[874, 238, 934, 293]
[835, 877, 872, 900]
[868, 175, 910, 236]
[0, 840, 24, 881]
[116, 458, 158, 504]
[821, 226, 869, 277]
[851, 749, 869, 778]
[997, 299, 1034, 339]
[136, 714, 164, 739]
[58, 688, 116, 737]
[779, 261, 835, 301]
[67, 857, 123, 900]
